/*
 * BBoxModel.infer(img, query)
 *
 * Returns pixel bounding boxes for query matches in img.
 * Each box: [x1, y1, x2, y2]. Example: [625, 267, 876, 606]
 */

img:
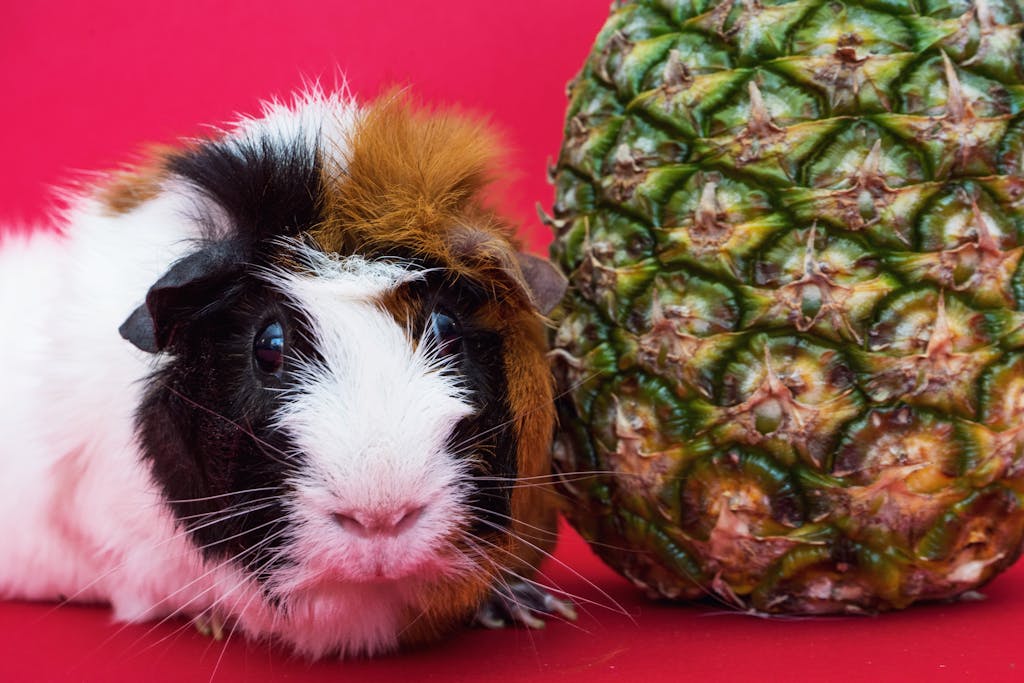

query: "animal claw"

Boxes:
[475, 580, 577, 630]
[193, 614, 226, 640]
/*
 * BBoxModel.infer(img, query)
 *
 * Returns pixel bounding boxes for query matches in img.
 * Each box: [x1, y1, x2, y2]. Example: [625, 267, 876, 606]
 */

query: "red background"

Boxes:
[2, 2, 1023, 681]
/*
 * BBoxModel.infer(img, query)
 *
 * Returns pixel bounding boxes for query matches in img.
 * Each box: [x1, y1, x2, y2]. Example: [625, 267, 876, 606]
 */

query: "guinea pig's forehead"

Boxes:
[262, 245, 424, 304]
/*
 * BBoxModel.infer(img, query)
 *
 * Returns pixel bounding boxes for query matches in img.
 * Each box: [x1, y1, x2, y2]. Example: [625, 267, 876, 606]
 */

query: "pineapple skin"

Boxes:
[549, 0, 1024, 612]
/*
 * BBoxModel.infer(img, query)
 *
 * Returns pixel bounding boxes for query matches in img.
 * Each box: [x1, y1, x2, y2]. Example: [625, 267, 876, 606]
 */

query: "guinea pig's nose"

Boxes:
[332, 505, 426, 538]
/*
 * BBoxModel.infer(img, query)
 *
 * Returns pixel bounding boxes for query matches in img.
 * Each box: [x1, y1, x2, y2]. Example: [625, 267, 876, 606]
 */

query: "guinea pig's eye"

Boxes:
[253, 321, 285, 376]
[429, 310, 462, 357]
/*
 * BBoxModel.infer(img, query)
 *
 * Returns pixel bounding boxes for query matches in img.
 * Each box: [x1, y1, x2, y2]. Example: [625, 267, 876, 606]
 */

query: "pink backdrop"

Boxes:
[3, 2, 1023, 681]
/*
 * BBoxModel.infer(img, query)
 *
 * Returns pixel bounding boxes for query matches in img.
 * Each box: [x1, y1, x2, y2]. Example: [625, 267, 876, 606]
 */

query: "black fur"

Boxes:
[409, 272, 518, 537]
[167, 133, 323, 248]
[136, 284, 316, 580]
[136, 134, 324, 578]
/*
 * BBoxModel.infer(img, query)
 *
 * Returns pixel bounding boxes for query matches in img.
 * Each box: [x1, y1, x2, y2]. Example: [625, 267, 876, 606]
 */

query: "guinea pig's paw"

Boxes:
[193, 613, 227, 641]
[474, 580, 577, 630]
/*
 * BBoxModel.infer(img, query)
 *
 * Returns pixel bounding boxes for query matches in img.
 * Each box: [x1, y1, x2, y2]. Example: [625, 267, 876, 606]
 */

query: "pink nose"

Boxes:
[332, 505, 426, 537]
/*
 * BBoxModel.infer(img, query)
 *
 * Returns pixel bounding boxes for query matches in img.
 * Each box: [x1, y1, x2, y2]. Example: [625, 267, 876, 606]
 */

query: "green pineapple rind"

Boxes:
[550, 0, 1024, 612]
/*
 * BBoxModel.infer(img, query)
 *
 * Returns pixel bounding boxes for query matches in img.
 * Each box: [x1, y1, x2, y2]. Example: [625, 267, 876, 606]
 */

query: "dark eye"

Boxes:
[429, 310, 462, 357]
[254, 321, 285, 375]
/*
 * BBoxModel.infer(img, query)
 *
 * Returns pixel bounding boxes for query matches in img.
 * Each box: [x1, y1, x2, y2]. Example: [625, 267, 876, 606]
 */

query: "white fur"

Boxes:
[0, 91, 480, 658]
[270, 248, 474, 587]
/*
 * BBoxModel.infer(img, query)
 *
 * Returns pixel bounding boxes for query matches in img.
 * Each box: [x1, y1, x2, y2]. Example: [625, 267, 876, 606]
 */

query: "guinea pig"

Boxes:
[0, 89, 571, 658]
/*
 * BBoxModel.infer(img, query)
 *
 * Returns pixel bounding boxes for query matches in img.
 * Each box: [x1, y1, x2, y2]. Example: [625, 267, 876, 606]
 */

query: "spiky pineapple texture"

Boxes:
[548, 0, 1024, 612]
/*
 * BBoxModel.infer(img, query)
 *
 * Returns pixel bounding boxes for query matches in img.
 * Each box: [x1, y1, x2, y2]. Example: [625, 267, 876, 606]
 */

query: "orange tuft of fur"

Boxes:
[500, 304, 560, 574]
[98, 146, 177, 215]
[313, 92, 527, 298]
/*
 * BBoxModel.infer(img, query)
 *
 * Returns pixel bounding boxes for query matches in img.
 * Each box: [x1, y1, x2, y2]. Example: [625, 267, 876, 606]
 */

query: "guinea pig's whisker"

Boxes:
[442, 371, 603, 457]
[192, 514, 289, 554]
[475, 555, 600, 625]
[469, 472, 569, 484]
[166, 496, 280, 522]
[453, 535, 516, 589]
[254, 441, 300, 471]
[458, 534, 602, 631]
[446, 365, 611, 467]
[467, 472, 643, 493]
[460, 506, 560, 543]
[394, 607, 434, 643]
[208, 567, 271, 683]
[144, 520, 289, 631]
[467, 517, 634, 623]
[446, 367, 607, 457]
[465, 474, 651, 509]
[461, 504, 640, 555]
[458, 531, 572, 603]
[128, 527, 291, 658]
[479, 512, 738, 616]
[99, 527, 285, 662]
[149, 500, 281, 553]
[445, 427, 507, 457]
[478, 470, 639, 484]
[452, 540, 528, 625]
[34, 499, 282, 625]
[197, 541, 290, 658]
[461, 543, 594, 633]
[454, 534, 589, 633]
[552, 373, 607, 402]
[157, 381, 296, 469]
[549, 467, 651, 485]
[160, 487, 281, 506]
[178, 503, 280, 537]
[172, 526, 289, 609]
[462, 509, 561, 548]
[448, 445, 497, 470]
[484, 504, 738, 612]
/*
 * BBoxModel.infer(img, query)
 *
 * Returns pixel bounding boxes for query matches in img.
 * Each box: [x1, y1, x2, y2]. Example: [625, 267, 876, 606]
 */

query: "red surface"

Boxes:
[2, 2, 1023, 682]
[1, 523, 1023, 683]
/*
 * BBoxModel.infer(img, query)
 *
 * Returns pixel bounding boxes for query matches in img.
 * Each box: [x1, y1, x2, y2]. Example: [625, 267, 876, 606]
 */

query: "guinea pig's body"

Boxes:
[0, 92, 566, 658]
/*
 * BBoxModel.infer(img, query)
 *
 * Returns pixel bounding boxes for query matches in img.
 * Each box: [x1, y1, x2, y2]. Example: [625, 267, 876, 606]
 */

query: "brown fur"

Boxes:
[391, 280, 558, 642]
[325, 95, 560, 636]
[98, 146, 176, 215]
[313, 93, 537, 308]
[397, 574, 495, 647]
[499, 304, 560, 572]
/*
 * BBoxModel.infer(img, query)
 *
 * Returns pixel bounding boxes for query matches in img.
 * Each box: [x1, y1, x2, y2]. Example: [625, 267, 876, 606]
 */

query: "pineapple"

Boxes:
[548, 0, 1024, 612]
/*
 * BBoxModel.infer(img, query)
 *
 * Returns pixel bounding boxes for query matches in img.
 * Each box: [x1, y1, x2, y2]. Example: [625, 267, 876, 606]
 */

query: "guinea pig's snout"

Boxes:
[331, 504, 426, 538]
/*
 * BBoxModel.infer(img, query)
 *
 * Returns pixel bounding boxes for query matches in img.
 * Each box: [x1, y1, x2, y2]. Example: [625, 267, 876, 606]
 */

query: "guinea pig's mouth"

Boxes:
[344, 562, 425, 583]
[273, 552, 461, 597]
[275, 527, 470, 591]
[335, 556, 436, 583]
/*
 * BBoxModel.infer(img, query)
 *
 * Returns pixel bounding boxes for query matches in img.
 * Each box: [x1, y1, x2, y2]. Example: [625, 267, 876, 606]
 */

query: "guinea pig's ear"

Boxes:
[515, 252, 568, 316]
[119, 242, 243, 353]
[449, 226, 567, 315]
